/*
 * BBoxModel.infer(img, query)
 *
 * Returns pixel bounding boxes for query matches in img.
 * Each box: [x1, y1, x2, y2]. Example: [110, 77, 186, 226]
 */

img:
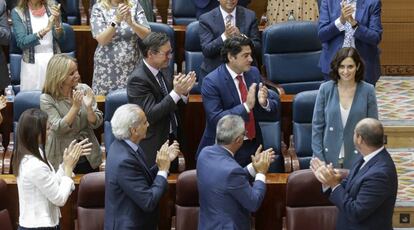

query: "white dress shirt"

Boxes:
[17, 149, 75, 228]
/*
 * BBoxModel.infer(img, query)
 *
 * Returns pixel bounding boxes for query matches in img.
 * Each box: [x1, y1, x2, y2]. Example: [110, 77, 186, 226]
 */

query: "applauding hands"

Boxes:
[156, 140, 181, 172]
[173, 71, 197, 96]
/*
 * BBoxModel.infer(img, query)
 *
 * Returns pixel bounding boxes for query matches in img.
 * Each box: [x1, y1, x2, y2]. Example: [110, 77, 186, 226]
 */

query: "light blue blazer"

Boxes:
[312, 80, 378, 168]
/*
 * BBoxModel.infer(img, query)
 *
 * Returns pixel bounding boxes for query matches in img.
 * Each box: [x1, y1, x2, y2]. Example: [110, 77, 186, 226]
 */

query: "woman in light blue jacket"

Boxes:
[312, 47, 378, 169]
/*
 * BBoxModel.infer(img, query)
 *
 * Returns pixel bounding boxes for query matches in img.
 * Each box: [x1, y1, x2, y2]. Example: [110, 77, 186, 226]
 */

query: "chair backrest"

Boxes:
[65, 0, 81, 25]
[0, 179, 13, 230]
[175, 169, 199, 230]
[172, 0, 196, 25]
[286, 169, 337, 230]
[184, 21, 203, 94]
[292, 90, 318, 169]
[77, 172, 105, 230]
[262, 21, 323, 94]
[148, 22, 175, 74]
[9, 23, 76, 94]
[258, 90, 283, 172]
[13, 91, 42, 132]
[104, 89, 128, 151]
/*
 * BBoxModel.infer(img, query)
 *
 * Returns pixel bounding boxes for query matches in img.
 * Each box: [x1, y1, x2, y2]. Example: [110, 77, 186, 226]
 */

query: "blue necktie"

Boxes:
[155, 72, 178, 136]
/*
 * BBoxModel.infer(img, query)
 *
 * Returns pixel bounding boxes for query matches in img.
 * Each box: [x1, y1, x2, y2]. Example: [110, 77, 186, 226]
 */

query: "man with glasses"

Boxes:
[127, 32, 196, 171]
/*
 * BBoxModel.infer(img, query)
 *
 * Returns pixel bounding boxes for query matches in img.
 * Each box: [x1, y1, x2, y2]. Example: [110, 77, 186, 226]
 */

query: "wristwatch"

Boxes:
[352, 22, 358, 29]
[110, 21, 117, 28]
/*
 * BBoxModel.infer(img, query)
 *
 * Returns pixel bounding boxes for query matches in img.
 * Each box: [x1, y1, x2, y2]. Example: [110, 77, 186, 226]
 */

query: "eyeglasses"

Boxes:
[153, 49, 173, 57]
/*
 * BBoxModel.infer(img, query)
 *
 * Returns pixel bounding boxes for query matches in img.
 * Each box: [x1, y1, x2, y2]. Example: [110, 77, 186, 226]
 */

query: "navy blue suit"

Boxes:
[197, 64, 278, 166]
[318, 0, 382, 84]
[192, 0, 251, 18]
[105, 139, 167, 230]
[197, 144, 266, 230]
[329, 148, 397, 230]
[198, 6, 261, 86]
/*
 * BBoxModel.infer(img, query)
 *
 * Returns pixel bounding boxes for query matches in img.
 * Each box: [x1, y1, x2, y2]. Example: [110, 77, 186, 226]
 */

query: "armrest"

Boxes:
[166, 0, 173, 25]
[178, 152, 185, 172]
[259, 13, 268, 27]
[261, 77, 285, 95]
[280, 138, 292, 173]
[153, 0, 163, 23]
[99, 133, 106, 171]
[3, 147, 12, 174]
[0, 149, 4, 174]
[288, 135, 300, 171]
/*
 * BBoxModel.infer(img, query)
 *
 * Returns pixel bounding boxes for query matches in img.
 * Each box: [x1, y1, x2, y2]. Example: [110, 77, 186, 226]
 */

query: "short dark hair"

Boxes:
[220, 35, 254, 63]
[330, 47, 365, 83]
[141, 32, 170, 58]
[355, 118, 384, 148]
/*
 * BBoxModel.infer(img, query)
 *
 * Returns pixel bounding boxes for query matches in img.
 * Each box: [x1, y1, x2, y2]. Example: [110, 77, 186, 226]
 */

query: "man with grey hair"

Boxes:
[310, 118, 397, 230]
[197, 115, 274, 230]
[127, 32, 196, 171]
[105, 104, 180, 230]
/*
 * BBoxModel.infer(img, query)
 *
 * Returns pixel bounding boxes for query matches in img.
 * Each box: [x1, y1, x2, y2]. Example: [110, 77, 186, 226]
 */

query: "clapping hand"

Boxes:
[340, 0, 355, 24]
[173, 72, 196, 96]
[72, 89, 83, 109]
[258, 83, 269, 108]
[116, 3, 130, 23]
[245, 83, 257, 110]
[82, 88, 95, 109]
[167, 140, 180, 161]
[251, 145, 273, 174]
[62, 140, 83, 176]
[156, 141, 171, 171]
[0, 95, 6, 110]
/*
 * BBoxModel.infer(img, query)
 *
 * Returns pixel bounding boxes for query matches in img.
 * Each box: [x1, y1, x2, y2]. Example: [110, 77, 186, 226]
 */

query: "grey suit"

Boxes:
[0, 0, 10, 90]
[312, 80, 378, 168]
[127, 61, 183, 167]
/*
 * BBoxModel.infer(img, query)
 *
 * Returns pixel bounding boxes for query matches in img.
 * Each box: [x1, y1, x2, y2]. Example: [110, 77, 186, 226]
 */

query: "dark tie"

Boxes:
[236, 75, 256, 139]
[156, 71, 178, 136]
[349, 157, 365, 181]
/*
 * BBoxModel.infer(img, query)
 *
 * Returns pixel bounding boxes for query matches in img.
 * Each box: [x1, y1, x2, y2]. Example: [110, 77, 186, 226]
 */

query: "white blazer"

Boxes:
[17, 150, 74, 228]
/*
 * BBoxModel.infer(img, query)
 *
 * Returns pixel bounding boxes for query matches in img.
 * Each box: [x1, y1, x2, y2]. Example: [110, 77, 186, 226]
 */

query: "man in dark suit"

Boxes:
[105, 104, 180, 229]
[127, 32, 196, 170]
[197, 114, 273, 230]
[197, 35, 278, 167]
[310, 118, 398, 230]
[192, 0, 251, 18]
[318, 0, 382, 84]
[198, 0, 260, 87]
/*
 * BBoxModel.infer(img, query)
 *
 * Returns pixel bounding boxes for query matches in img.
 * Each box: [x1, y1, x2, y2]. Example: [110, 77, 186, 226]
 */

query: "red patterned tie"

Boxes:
[236, 75, 256, 139]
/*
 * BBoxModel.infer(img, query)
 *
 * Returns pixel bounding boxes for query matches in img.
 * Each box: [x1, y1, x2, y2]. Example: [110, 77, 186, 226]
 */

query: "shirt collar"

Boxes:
[124, 139, 139, 152]
[221, 145, 235, 157]
[363, 146, 384, 164]
[143, 59, 160, 77]
[219, 6, 236, 21]
[225, 64, 243, 80]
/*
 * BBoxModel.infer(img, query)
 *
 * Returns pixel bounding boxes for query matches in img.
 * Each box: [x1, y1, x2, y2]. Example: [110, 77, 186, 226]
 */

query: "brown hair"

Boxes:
[12, 109, 51, 176]
[329, 47, 365, 83]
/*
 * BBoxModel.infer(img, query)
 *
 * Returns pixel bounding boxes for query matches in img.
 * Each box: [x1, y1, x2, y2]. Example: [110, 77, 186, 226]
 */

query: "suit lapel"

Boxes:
[355, 0, 366, 23]
[214, 8, 226, 33]
[346, 150, 384, 191]
[143, 63, 164, 97]
[235, 6, 245, 33]
[333, 85, 344, 133]
[122, 141, 154, 181]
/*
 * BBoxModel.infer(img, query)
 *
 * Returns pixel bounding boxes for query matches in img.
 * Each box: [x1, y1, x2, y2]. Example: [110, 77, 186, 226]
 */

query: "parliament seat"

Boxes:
[77, 171, 105, 230]
[290, 90, 318, 170]
[9, 24, 76, 94]
[66, 0, 81, 25]
[13, 91, 42, 132]
[0, 179, 13, 230]
[172, 0, 196, 25]
[262, 21, 324, 95]
[286, 169, 338, 230]
[184, 21, 203, 94]
[175, 169, 198, 230]
[104, 89, 128, 152]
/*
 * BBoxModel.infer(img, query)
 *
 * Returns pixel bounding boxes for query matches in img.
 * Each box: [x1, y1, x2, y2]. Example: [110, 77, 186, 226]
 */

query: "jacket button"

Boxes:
[325, 148, 328, 152]
[354, 150, 358, 154]
[329, 127, 334, 131]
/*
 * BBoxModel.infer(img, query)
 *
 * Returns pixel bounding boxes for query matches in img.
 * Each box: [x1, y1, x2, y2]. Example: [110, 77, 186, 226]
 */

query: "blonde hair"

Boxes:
[42, 54, 76, 99]
[17, 0, 47, 10]
[99, 0, 132, 11]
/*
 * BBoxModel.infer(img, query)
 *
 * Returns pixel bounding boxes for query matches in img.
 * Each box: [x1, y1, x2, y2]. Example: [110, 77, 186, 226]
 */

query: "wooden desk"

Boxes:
[0, 173, 289, 230]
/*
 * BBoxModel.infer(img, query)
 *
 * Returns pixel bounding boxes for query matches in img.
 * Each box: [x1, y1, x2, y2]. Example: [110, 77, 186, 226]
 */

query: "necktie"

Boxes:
[236, 75, 256, 139]
[225, 14, 233, 26]
[343, 0, 356, 48]
[349, 157, 365, 181]
[155, 72, 178, 136]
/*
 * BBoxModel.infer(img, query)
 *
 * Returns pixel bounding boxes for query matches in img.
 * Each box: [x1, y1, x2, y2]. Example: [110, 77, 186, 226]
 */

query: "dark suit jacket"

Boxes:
[127, 61, 182, 166]
[104, 139, 167, 230]
[312, 81, 378, 168]
[197, 64, 278, 165]
[329, 148, 397, 230]
[192, 0, 251, 18]
[197, 144, 266, 230]
[0, 0, 10, 90]
[318, 0, 382, 84]
[198, 6, 261, 84]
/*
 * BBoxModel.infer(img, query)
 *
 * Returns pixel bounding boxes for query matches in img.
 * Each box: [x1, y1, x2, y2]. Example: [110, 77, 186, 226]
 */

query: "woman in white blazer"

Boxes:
[312, 47, 378, 169]
[12, 108, 91, 230]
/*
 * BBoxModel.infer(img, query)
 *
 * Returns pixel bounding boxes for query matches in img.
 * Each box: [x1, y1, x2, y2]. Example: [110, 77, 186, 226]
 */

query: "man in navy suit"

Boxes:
[192, 0, 251, 18]
[105, 104, 180, 229]
[318, 0, 382, 84]
[198, 0, 260, 87]
[197, 35, 278, 167]
[197, 115, 274, 230]
[311, 118, 398, 230]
